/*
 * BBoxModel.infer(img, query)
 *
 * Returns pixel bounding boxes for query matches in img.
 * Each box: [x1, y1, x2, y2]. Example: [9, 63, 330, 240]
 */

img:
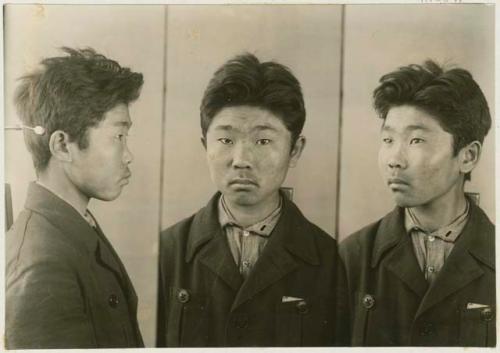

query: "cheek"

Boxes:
[262, 150, 291, 173]
[377, 150, 385, 169]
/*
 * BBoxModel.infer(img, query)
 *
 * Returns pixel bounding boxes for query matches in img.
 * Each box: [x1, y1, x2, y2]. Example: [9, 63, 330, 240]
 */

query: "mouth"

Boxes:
[228, 178, 258, 187]
[387, 177, 409, 189]
[121, 171, 132, 183]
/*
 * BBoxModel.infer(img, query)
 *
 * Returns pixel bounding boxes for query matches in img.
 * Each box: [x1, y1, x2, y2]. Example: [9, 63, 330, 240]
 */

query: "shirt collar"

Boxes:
[405, 200, 470, 243]
[218, 194, 282, 237]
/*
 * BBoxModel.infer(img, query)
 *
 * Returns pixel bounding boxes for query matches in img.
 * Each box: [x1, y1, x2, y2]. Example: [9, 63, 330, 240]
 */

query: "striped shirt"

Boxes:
[218, 195, 282, 279]
[405, 200, 470, 284]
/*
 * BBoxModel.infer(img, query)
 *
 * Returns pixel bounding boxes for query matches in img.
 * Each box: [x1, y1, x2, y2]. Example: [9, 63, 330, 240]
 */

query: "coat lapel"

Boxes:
[415, 202, 494, 318]
[25, 183, 140, 316]
[372, 208, 428, 298]
[24, 182, 99, 255]
[185, 193, 243, 292]
[197, 231, 244, 292]
[92, 219, 139, 311]
[231, 196, 320, 310]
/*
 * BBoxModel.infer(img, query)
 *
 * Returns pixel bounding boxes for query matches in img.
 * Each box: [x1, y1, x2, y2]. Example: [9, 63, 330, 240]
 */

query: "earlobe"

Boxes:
[459, 141, 481, 174]
[49, 130, 72, 162]
[289, 136, 306, 168]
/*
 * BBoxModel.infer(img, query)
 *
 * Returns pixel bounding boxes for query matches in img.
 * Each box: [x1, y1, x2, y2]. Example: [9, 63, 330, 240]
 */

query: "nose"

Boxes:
[386, 143, 407, 170]
[123, 143, 134, 164]
[231, 141, 253, 169]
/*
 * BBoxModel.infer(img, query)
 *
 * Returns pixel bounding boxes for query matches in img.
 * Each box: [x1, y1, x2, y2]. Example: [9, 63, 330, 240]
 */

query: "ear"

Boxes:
[458, 140, 482, 175]
[289, 135, 306, 168]
[200, 136, 207, 150]
[49, 130, 73, 162]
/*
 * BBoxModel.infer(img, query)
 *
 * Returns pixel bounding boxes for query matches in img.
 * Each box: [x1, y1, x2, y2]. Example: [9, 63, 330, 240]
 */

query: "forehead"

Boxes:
[208, 105, 288, 133]
[383, 105, 445, 134]
[98, 103, 132, 128]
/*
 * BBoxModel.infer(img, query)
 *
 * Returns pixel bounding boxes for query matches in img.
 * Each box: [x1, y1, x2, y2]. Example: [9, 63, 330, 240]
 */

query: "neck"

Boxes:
[37, 165, 89, 216]
[224, 192, 280, 228]
[409, 182, 467, 232]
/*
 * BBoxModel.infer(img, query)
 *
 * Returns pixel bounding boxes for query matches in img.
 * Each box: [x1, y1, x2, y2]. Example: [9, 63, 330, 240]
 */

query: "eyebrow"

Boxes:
[213, 125, 233, 131]
[113, 121, 132, 128]
[381, 124, 431, 133]
[252, 124, 279, 132]
[212, 124, 279, 133]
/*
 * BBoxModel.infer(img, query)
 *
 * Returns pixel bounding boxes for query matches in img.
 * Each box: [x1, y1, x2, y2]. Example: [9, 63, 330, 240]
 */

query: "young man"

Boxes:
[157, 53, 348, 347]
[340, 61, 494, 346]
[6, 48, 144, 348]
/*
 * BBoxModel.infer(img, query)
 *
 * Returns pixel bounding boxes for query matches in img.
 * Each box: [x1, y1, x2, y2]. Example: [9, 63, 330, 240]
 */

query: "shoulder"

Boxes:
[307, 218, 337, 247]
[284, 199, 338, 251]
[7, 209, 84, 272]
[471, 203, 495, 233]
[339, 213, 390, 260]
[160, 210, 200, 246]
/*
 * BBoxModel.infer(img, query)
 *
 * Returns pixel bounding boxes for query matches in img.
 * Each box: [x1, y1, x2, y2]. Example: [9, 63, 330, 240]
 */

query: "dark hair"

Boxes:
[15, 47, 144, 172]
[373, 60, 491, 181]
[200, 53, 305, 144]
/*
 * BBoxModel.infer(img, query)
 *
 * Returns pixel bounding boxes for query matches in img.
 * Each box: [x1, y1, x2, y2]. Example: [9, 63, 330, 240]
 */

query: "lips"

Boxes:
[387, 177, 409, 187]
[121, 171, 132, 181]
[229, 178, 258, 187]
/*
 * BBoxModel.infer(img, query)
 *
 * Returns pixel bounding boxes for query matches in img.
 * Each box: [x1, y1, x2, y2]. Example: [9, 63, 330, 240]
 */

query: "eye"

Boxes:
[410, 138, 424, 145]
[256, 139, 271, 145]
[382, 137, 393, 144]
[218, 138, 233, 145]
[115, 133, 129, 142]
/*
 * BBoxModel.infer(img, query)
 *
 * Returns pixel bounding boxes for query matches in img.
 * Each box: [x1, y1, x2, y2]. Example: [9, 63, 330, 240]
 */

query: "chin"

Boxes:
[225, 192, 258, 207]
[94, 189, 122, 202]
[392, 194, 426, 208]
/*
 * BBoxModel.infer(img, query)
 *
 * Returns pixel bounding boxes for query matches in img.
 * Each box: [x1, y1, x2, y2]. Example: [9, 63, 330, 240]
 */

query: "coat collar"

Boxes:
[24, 182, 99, 255]
[416, 202, 495, 316]
[184, 191, 322, 307]
[370, 200, 494, 270]
[370, 206, 407, 268]
[369, 199, 495, 312]
[185, 191, 320, 266]
[24, 182, 136, 292]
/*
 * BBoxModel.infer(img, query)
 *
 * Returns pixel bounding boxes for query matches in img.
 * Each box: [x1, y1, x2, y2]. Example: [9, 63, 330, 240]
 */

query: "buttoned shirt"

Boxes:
[218, 195, 282, 279]
[405, 200, 470, 284]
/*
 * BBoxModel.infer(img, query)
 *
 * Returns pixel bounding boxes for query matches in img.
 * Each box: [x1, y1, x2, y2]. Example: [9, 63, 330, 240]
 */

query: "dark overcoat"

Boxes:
[157, 192, 349, 347]
[339, 202, 495, 346]
[6, 182, 144, 348]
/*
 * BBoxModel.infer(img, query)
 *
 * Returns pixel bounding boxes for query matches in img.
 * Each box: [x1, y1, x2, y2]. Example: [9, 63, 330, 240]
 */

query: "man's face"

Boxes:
[67, 103, 133, 202]
[378, 105, 463, 208]
[204, 105, 303, 210]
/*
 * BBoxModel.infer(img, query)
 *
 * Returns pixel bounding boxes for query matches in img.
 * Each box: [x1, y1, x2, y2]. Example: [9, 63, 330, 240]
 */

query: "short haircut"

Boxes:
[373, 60, 491, 181]
[200, 53, 306, 145]
[15, 47, 144, 173]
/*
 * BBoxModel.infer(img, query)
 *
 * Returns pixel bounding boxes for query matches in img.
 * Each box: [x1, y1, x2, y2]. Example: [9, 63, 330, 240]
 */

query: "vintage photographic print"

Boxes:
[3, 1, 496, 349]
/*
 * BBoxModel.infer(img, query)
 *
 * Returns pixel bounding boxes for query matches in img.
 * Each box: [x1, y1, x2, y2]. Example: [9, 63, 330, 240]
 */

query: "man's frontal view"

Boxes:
[156, 53, 349, 347]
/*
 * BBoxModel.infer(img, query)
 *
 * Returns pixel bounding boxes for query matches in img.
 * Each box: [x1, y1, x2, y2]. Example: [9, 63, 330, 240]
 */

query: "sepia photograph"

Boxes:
[2, 1, 496, 349]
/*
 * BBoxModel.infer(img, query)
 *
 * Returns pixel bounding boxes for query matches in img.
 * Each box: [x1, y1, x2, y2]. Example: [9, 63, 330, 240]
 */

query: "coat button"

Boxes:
[420, 323, 434, 336]
[234, 315, 248, 329]
[177, 289, 190, 304]
[296, 300, 309, 314]
[481, 308, 494, 322]
[108, 294, 119, 308]
[362, 294, 375, 309]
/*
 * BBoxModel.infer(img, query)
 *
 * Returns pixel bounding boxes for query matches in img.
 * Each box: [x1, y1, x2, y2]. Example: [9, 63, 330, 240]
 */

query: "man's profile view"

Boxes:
[6, 47, 145, 348]
[340, 60, 495, 346]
